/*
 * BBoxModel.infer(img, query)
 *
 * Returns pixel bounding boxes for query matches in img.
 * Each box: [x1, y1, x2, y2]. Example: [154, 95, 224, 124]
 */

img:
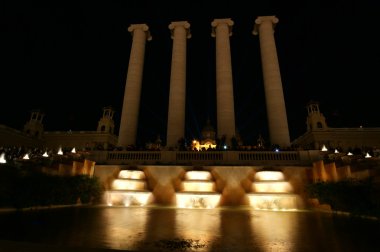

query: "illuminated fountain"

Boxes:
[247, 170, 302, 211]
[176, 170, 221, 209]
[105, 169, 153, 207]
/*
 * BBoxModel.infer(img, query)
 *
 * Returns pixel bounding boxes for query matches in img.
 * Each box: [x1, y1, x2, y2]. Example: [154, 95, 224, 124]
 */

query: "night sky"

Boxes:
[1, 1, 380, 146]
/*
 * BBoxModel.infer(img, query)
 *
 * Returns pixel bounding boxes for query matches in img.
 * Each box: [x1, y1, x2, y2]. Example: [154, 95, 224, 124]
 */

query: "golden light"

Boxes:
[105, 191, 152, 206]
[253, 181, 293, 193]
[200, 141, 216, 150]
[254, 171, 285, 181]
[249, 170, 301, 210]
[365, 152, 372, 158]
[112, 179, 147, 190]
[185, 171, 212, 180]
[347, 152, 353, 156]
[177, 170, 221, 208]
[57, 147, 63, 155]
[175, 193, 221, 208]
[191, 139, 216, 151]
[119, 170, 146, 179]
[321, 145, 328, 151]
[71, 147, 76, 153]
[182, 181, 216, 192]
[192, 140, 200, 150]
[23, 153, 30, 160]
[247, 194, 300, 211]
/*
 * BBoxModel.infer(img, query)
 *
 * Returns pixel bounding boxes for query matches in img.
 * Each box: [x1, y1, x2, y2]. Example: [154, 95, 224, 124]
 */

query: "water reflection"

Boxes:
[0, 207, 379, 252]
[251, 211, 298, 252]
[137, 207, 177, 251]
[209, 208, 257, 252]
[101, 207, 149, 250]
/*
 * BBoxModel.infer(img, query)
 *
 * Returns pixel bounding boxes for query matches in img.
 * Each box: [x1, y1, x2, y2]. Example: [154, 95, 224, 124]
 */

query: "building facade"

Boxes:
[292, 101, 380, 154]
[0, 107, 117, 152]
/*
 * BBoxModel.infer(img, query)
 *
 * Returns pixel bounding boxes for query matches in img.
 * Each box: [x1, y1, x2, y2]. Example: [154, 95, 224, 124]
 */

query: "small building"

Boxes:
[291, 101, 380, 154]
[192, 119, 217, 151]
[0, 106, 117, 153]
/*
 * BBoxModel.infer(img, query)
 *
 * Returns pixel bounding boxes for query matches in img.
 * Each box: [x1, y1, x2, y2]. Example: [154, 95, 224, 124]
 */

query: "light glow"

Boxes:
[0, 153, 6, 164]
[58, 147, 63, 155]
[119, 170, 146, 179]
[176, 193, 221, 208]
[252, 181, 293, 193]
[71, 147, 76, 153]
[191, 140, 216, 151]
[105, 191, 152, 206]
[112, 179, 147, 190]
[247, 193, 300, 211]
[254, 171, 285, 181]
[185, 171, 212, 180]
[347, 152, 353, 156]
[176, 170, 221, 208]
[182, 181, 216, 192]
[321, 145, 328, 151]
[249, 170, 301, 210]
[23, 154, 30, 160]
[365, 152, 372, 158]
[42, 151, 49, 157]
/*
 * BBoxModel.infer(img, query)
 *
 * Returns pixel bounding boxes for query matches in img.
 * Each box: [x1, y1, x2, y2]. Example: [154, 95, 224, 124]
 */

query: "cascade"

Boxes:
[247, 170, 302, 210]
[106, 169, 153, 206]
[175, 170, 221, 208]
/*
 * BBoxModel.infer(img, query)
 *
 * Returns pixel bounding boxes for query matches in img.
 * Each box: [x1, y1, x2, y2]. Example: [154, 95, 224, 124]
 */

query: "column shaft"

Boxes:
[166, 21, 191, 148]
[118, 24, 151, 147]
[212, 19, 236, 146]
[253, 16, 290, 147]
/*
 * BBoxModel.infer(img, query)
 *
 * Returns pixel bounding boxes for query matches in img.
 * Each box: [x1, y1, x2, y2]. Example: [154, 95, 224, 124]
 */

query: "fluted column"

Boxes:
[253, 16, 290, 147]
[211, 18, 236, 146]
[118, 24, 152, 147]
[166, 21, 191, 148]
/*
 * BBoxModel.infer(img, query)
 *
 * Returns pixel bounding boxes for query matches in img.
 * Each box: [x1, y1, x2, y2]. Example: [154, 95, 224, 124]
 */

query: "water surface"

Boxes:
[0, 206, 379, 251]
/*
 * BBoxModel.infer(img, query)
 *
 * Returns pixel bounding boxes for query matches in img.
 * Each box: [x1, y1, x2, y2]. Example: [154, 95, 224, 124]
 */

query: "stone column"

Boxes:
[118, 24, 152, 147]
[253, 16, 290, 147]
[166, 21, 191, 148]
[211, 18, 236, 146]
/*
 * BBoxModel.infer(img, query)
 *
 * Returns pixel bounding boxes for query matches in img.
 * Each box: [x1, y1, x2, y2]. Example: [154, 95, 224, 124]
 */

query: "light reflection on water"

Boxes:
[0, 206, 379, 251]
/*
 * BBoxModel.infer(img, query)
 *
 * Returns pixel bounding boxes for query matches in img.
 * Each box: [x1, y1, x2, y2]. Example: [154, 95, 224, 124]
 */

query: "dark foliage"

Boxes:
[0, 164, 103, 209]
[306, 178, 380, 218]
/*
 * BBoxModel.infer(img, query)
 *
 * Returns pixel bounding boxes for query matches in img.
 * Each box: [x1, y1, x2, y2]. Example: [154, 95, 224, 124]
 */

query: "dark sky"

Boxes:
[1, 1, 380, 146]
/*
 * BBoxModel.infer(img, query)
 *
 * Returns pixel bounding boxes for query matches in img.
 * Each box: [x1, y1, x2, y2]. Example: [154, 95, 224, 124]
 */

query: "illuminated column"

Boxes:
[211, 18, 236, 145]
[118, 24, 152, 147]
[166, 21, 191, 148]
[253, 16, 290, 147]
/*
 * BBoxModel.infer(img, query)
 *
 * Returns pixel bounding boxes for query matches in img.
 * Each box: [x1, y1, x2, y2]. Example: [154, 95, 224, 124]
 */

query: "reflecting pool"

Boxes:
[0, 206, 379, 251]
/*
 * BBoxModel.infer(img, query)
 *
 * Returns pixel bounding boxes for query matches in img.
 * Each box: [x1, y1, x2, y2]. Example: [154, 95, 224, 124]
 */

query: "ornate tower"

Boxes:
[97, 106, 115, 134]
[23, 110, 44, 138]
[306, 101, 328, 131]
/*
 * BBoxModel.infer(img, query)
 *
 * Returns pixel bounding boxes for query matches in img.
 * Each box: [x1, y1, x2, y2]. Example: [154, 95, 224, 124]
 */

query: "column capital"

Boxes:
[211, 18, 234, 37]
[169, 21, 191, 39]
[252, 16, 279, 35]
[128, 24, 152, 41]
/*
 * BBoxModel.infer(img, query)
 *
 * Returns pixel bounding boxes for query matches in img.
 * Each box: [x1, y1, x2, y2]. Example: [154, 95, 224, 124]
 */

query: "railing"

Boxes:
[88, 150, 321, 166]
[176, 152, 224, 161]
[107, 151, 161, 161]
